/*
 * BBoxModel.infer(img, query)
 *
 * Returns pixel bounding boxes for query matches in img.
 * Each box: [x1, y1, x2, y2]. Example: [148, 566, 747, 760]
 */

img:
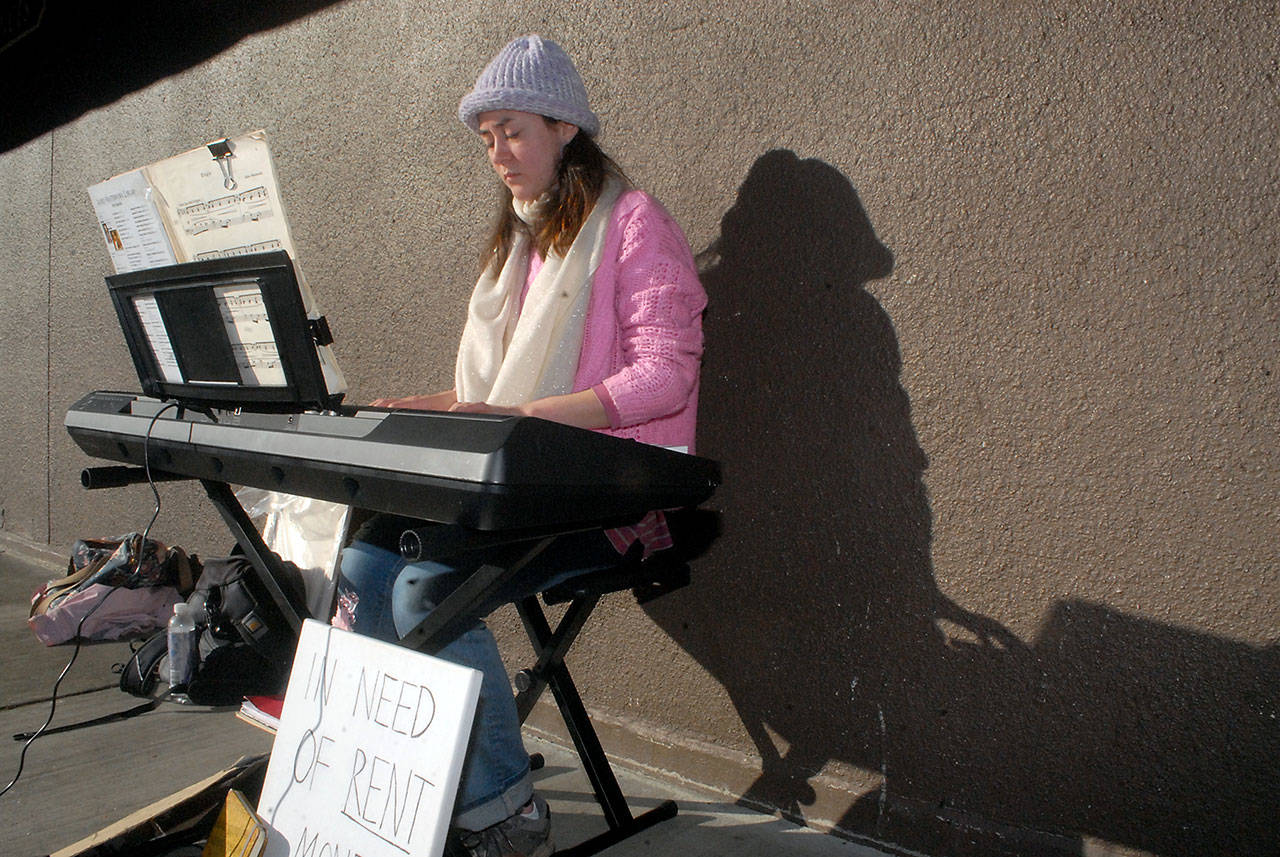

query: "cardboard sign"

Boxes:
[257, 620, 482, 857]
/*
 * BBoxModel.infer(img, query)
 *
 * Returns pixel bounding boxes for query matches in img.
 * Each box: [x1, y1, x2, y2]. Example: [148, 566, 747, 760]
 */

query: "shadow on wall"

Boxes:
[0, 0, 347, 153]
[648, 150, 1279, 857]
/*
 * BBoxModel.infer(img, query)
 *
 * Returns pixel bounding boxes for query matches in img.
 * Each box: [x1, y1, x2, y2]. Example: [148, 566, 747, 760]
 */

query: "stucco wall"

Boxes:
[1, 2, 1276, 855]
[0, 137, 51, 542]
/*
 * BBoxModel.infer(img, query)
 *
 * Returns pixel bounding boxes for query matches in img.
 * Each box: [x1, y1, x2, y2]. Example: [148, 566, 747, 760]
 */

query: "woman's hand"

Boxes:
[450, 389, 609, 428]
[369, 390, 458, 411]
[448, 401, 523, 416]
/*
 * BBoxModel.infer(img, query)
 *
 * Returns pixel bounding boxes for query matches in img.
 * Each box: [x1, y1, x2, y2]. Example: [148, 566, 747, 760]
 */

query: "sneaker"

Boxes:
[450, 794, 554, 857]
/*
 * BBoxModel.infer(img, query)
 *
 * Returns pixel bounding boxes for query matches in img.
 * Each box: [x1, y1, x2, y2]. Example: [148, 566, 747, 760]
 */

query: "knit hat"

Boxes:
[458, 35, 599, 136]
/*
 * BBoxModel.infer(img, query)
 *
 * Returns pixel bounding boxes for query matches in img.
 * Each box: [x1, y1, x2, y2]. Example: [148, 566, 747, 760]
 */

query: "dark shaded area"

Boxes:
[646, 149, 1279, 856]
[0, 0, 348, 153]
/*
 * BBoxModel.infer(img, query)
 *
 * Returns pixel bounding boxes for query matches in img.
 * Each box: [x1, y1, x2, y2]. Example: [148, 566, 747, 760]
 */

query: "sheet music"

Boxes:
[144, 130, 297, 264]
[215, 284, 287, 386]
[87, 130, 296, 272]
[88, 172, 178, 274]
[131, 295, 184, 383]
[87, 130, 349, 403]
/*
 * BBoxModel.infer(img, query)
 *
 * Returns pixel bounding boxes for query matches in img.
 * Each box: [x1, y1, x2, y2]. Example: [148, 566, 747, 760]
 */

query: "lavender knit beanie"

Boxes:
[458, 35, 599, 136]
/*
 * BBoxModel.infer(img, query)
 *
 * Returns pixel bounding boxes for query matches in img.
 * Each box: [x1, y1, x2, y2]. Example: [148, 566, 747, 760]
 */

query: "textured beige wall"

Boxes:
[1, 1, 1276, 855]
[0, 136, 52, 542]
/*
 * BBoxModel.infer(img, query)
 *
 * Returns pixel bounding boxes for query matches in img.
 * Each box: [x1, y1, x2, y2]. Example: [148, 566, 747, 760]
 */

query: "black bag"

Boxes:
[118, 632, 170, 698]
[120, 553, 306, 705]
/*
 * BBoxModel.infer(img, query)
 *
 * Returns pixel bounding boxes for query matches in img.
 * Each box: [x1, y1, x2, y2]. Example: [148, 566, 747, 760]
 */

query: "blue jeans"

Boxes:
[334, 515, 618, 830]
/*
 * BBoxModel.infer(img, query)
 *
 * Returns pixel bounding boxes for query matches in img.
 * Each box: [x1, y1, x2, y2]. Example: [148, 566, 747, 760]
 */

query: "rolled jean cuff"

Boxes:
[453, 769, 533, 831]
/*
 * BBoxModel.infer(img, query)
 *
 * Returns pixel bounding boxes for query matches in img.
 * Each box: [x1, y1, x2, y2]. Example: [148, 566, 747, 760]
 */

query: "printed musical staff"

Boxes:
[215, 284, 287, 387]
[178, 185, 275, 236]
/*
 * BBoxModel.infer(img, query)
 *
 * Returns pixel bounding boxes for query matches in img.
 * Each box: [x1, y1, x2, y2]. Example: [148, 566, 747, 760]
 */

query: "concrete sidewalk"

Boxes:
[0, 537, 891, 857]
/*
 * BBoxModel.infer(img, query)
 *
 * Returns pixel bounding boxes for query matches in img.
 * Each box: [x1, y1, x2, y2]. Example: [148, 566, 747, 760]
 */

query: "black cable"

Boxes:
[0, 402, 180, 798]
[10, 699, 162, 741]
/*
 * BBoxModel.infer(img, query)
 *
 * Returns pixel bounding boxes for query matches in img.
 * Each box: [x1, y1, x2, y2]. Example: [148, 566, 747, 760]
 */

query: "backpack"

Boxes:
[120, 553, 306, 706]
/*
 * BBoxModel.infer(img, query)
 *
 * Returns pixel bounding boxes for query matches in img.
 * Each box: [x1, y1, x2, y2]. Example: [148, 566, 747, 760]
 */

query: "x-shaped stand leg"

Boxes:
[514, 595, 678, 856]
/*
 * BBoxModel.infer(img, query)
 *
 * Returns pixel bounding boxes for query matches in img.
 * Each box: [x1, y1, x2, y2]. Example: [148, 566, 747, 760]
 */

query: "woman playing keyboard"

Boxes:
[333, 34, 706, 857]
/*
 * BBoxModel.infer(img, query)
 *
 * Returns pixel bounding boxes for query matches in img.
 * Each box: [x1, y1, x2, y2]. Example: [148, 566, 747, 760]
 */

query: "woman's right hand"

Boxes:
[369, 389, 458, 411]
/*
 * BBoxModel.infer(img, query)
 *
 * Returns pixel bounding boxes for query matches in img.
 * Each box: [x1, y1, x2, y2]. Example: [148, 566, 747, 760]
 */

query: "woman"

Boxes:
[334, 34, 705, 857]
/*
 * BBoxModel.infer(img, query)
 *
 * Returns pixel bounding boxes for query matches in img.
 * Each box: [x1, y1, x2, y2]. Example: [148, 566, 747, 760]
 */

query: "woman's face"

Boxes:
[476, 110, 578, 202]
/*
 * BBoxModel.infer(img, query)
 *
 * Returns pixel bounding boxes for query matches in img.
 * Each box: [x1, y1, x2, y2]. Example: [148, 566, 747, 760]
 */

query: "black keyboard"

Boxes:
[66, 391, 720, 531]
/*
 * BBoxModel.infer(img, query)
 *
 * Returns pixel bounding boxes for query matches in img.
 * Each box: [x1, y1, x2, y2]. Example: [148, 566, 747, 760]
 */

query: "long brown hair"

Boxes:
[482, 123, 628, 272]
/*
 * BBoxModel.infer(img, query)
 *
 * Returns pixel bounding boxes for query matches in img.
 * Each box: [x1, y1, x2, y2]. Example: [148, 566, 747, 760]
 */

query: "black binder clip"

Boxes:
[309, 316, 334, 347]
[207, 138, 237, 190]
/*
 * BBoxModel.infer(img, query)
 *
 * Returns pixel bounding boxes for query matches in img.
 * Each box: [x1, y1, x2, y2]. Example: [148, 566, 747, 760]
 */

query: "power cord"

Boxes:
[0, 401, 180, 798]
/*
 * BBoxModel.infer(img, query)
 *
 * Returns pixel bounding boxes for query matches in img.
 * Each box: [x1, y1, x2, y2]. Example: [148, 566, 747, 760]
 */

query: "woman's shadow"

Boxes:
[648, 150, 1023, 833]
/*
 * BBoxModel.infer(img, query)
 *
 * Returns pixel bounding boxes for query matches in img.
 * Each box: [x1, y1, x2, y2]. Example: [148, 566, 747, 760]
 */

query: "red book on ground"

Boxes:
[236, 694, 284, 733]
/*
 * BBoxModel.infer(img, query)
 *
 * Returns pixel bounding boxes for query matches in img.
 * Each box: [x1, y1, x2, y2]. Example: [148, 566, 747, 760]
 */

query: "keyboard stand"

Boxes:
[396, 530, 691, 857]
[200, 479, 310, 631]
[81, 465, 690, 856]
[79, 468, 313, 631]
[513, 550, 690, 857]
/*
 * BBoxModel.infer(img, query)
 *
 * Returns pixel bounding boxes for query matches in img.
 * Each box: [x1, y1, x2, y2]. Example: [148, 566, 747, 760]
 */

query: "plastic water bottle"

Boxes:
[167, 602, 198, 691]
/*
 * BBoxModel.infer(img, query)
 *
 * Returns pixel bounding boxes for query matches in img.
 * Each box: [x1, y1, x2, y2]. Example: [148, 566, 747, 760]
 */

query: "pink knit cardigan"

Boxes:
[526, 188, 706, 453]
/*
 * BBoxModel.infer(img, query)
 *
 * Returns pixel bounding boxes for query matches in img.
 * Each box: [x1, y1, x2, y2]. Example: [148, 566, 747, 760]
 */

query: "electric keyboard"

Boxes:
[65, 390, 720, 531]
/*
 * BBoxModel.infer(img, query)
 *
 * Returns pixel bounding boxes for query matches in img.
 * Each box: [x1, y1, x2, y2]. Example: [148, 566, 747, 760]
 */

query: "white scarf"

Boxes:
[455, 176, 623, 406]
